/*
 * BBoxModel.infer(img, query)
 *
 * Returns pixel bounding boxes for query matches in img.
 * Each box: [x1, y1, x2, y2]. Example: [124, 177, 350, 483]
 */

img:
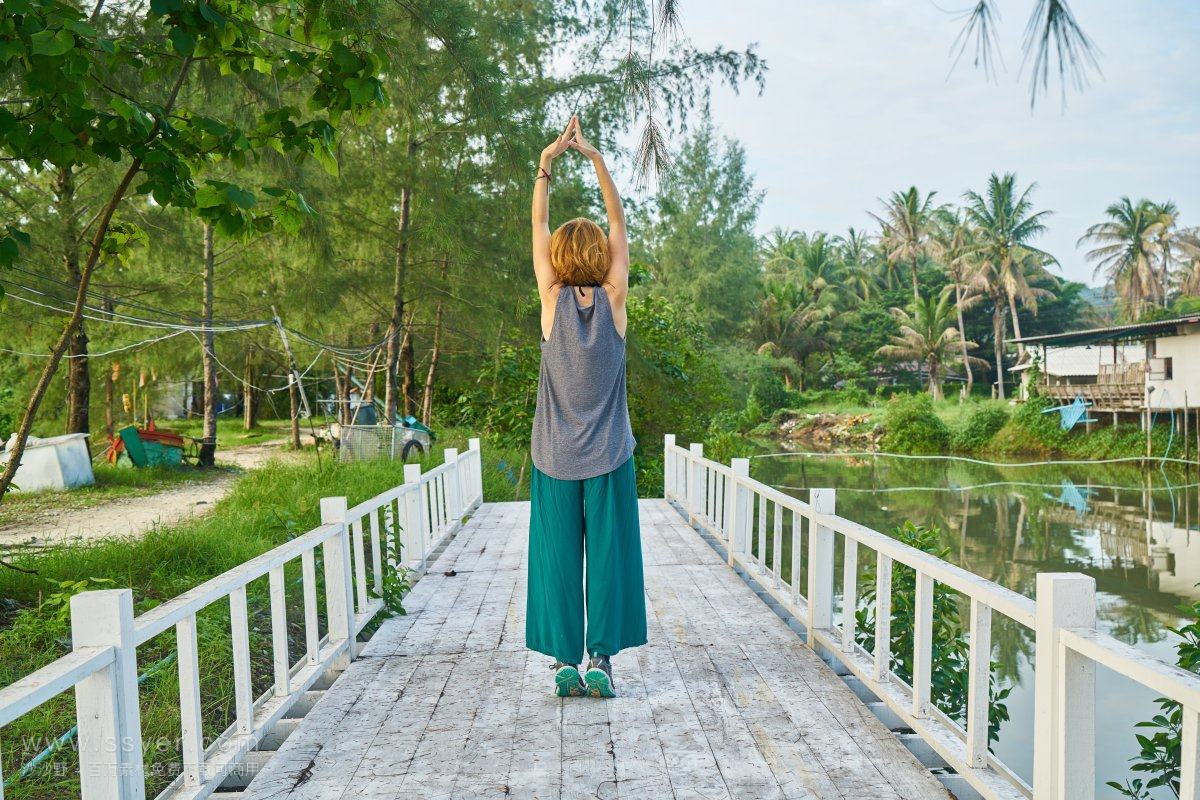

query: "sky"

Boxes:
[645, 0, 1200, 287]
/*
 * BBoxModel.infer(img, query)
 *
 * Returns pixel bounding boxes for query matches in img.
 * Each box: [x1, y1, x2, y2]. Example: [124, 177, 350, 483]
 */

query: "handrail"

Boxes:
[663, 433, 1200, 800]
[0, 437, 485, 800]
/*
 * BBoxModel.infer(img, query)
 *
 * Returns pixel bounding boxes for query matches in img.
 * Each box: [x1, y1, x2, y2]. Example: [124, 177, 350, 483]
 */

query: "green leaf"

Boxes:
[198, 3, 226, 28]
[344, 77, 376, 106]
[194, 185, 225, 209]
[150, 0, 184, 14]
[168, 27, 195, 56]
[30, 29, 75, 57]
[224, 185, 257, 209]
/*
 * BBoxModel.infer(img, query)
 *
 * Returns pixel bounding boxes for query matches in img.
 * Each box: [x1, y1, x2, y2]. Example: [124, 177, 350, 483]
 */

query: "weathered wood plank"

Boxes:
[243, 499, 947, 800]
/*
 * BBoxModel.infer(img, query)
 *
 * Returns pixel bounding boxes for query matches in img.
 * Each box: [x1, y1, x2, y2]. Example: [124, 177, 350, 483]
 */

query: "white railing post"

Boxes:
[320, 496, 357, 667]
[71, 589, 146, 800]
[807, 489, 836, 648]
[444, 448, 462, 523]
[663, 434, 675, 500]
[403, 463, 427, 565]
[966, 599, 993, 768]
[687, 443, 704, 520]
[468, 437, 483, 506]
[1033, 573, 1096, 800]
[728, 458, 750, 564]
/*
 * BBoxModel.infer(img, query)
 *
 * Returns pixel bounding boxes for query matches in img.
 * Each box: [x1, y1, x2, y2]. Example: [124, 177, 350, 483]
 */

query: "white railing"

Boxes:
[663, 433, 1200, 800]
[0, 438, 484, 800]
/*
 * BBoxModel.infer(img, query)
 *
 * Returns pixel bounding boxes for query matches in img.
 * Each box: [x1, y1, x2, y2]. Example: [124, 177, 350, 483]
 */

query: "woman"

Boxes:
[527, 116, 647, 698]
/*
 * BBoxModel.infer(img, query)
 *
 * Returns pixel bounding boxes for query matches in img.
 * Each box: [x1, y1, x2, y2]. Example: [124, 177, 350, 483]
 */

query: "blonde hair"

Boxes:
[549, 218, 608, 287]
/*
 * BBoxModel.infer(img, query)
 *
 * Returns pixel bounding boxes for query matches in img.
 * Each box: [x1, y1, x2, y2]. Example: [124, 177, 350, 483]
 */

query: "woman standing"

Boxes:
[527, 117, 647, 698]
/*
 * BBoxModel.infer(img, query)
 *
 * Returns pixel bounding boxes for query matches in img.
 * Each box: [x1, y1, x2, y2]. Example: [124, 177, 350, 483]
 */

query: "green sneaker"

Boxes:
[554, 663, 586, 697]
[584, 656, 615, 698]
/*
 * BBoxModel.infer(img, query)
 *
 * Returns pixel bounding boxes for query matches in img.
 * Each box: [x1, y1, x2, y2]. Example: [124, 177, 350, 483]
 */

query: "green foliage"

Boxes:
[856, 521, 1011, 743]
[880, 393, 950, 454]
[0, 382, 16, 439]
[951, 403, 1010, 451]
[645, 122, 762, 337]
[748, 361, 793, 415]
[375, 540, 413, 618]
[1110, 593, 1200, 798]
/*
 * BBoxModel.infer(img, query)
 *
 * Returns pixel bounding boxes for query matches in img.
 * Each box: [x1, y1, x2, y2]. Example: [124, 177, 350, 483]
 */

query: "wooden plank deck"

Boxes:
[242, 500, 950, 800]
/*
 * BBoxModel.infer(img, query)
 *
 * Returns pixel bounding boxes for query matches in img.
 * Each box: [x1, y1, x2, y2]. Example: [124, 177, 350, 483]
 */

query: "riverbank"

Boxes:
[764, 393, 1189, 462]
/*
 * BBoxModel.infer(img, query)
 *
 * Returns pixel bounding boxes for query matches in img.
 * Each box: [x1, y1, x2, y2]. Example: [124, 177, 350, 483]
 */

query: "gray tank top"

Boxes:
[531, 286, 635, 480]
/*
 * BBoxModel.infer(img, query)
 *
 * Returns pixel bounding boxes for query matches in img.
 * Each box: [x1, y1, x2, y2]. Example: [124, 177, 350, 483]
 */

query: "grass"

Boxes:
[0, 429, 530, 799]
[158, 416, 295, 446]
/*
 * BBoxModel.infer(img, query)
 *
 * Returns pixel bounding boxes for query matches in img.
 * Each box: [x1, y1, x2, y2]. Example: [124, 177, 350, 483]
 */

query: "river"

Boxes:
[752, 449, 1200, 797]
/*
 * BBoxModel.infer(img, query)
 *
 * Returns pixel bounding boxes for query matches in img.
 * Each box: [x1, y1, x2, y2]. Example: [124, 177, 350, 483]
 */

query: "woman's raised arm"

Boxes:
[570, 123, 629, 299]
[532, 118, 575, 296]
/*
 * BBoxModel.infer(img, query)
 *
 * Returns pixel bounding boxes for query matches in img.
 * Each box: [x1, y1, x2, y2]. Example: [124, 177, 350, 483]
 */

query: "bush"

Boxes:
[0, 384, 14, 441]
[793, 386, 872, 409]
[748, 363, 793, 415]
[880, 393, 950, 454]
[1011, 394, 1068, 449]
[951, 404, 1010, 451]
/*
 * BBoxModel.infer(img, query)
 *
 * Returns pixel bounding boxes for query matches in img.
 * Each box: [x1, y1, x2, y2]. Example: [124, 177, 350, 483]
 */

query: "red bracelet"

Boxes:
[536, 167, 552, 182]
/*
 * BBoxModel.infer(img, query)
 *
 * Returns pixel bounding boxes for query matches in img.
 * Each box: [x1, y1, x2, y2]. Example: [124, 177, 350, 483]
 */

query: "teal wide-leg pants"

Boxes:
[526, 456, 647, 665]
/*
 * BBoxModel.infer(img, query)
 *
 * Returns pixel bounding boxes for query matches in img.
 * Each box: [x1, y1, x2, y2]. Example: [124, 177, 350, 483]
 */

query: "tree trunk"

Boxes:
[420, 259, 448, 426]
[242, 350, 257, 430]
[401, 323, 416, 418]
[1006, 286, 1026, 361]
[992, 302, 1007, 400]
[384, 142, 417, 424]
[55, 167, 91, 438]
[911, 256, 920, 304]
[955, 283, 973, 401]
[288, 378, 301, 449]
[200, 222, 218, 465]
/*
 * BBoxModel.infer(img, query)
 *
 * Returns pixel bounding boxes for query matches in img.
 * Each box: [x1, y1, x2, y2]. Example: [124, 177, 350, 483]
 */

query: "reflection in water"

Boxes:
[754, 452, 1200, 796]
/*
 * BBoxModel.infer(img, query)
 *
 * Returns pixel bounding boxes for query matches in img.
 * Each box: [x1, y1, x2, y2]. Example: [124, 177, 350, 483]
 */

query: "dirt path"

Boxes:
[0, 439, 305, 550]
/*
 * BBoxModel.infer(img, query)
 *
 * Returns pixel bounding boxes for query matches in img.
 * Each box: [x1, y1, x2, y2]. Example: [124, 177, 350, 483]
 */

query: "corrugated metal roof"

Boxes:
[1008, 314, 1200, 347]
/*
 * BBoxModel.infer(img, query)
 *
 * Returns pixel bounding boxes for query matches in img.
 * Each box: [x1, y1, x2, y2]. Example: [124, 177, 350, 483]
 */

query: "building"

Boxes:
[1009, 313, 1200, 412]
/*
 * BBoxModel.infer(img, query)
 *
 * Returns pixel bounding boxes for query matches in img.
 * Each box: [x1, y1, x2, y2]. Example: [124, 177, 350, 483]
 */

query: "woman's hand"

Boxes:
[568, 119, 602, 161]
[540, 118, 576, 163]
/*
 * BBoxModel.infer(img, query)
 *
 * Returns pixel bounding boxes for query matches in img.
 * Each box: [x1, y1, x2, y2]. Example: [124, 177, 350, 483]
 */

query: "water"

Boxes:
[753, 450, 1200, 797]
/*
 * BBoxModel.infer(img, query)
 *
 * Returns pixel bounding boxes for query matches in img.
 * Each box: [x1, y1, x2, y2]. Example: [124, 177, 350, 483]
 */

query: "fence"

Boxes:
[663, 433, 1200, 800]
[0, 439, 483, 800]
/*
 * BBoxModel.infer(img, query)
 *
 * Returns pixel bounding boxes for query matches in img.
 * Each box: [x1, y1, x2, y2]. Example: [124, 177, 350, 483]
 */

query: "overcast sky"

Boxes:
[647, 0, 1200, 287]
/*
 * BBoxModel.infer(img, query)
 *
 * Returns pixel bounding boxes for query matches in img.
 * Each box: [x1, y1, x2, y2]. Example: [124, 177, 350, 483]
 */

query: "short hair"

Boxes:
[549, 218, 608, 287]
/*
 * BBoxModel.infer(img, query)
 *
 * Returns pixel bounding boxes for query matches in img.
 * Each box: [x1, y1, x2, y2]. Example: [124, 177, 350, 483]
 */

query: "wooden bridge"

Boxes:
[239, 499, 947, 800]
[8, 436, 1200, 800]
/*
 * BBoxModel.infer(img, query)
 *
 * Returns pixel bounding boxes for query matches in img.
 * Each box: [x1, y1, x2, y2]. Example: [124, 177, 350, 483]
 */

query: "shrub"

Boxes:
[748, 363, 792, 415]
[0, 384, 14, 441]
[880, 393, 950, 454]
[951, 404, 1010, 451]
[1011, 394, 1067, 449]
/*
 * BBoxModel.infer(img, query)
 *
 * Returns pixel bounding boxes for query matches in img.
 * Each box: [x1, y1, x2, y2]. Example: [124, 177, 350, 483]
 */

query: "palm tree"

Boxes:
[752, 277, 837, 391]
[963, 173, 1055, 362]
[1079, 198, 1170, 321]
[877, 292, 983, 401]
[834, 227, 879, 301]
[872, 187, 941, 303]
[930, 211, 984, 400]
[1176, 229, 1200, 297]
